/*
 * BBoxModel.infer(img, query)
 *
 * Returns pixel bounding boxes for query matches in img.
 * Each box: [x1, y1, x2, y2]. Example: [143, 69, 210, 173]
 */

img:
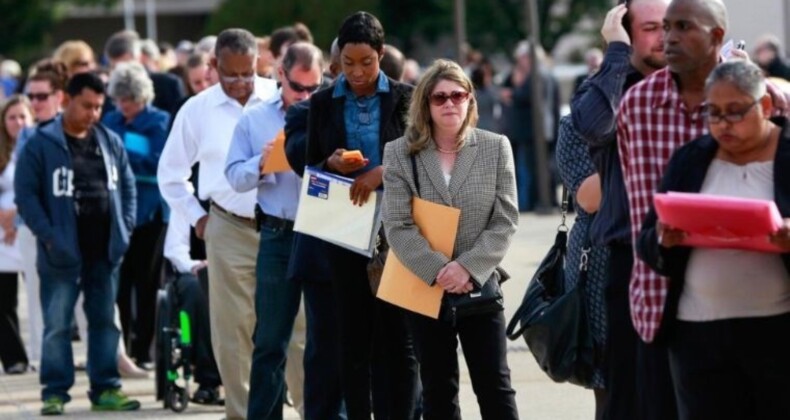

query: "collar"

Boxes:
[206, 76, 277, 108]
[332, 72, 390, 99]
[653, 68, 679, 108]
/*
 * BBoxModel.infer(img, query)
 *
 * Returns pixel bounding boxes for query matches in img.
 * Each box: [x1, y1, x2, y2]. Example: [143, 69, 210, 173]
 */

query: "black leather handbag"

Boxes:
[505, 189, 594, 387]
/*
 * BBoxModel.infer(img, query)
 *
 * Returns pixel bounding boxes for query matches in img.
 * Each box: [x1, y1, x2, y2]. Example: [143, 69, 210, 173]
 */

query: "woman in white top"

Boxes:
[0, 95, 31, 374]
[638, 60, 790, 420]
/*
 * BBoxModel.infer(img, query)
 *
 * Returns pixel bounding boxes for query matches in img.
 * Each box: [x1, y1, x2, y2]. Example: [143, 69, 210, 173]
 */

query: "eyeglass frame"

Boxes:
[428, 90, 471, 107]
[216, 63, 255, 85]
[703, 99, 760, 124]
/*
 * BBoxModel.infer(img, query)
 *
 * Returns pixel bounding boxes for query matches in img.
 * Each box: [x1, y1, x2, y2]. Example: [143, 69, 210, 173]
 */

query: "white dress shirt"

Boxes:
[158, 77, 278, 225]
[163, 208, 199, 274]
[224, 92, 301, 221]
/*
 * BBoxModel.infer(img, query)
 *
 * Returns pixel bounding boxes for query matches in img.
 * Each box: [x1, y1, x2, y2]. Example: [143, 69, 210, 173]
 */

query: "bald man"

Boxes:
[619, 1, 788, 418]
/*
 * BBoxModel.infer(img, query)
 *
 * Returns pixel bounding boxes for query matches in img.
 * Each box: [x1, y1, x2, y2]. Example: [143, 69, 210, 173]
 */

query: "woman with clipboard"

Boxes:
[304, 11, 419, 419]
[638, 60, 790, 419]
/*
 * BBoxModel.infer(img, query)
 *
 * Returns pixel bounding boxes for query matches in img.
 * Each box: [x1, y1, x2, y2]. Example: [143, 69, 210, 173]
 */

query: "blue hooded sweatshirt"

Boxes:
[14, 115, 137, 276]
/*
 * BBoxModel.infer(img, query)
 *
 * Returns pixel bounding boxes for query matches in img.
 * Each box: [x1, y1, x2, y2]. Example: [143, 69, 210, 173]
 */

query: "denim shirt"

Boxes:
[333, 72, 390, 172]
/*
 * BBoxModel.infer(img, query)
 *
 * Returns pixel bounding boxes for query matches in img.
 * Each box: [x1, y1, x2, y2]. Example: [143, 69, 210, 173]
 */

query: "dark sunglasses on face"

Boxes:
[27, 92, 53, 102]
[284, 74, 321, 94]
[429, 90, 470, 106]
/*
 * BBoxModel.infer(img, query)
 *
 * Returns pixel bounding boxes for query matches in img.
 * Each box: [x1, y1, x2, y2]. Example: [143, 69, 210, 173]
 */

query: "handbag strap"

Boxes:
[559, 186, 569, 232]
[410, 153, 421, 199]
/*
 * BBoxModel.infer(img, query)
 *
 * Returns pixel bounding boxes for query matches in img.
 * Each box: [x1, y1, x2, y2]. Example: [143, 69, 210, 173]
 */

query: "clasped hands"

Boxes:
[436, 261, 474, 294]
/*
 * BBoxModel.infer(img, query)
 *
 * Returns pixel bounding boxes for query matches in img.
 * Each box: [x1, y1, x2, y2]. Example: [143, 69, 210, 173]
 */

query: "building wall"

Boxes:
[725, 0, 787, 52]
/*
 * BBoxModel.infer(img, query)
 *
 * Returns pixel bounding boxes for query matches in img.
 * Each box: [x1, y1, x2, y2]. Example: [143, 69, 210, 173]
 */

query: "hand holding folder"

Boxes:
[261, 130, 292, 174]
[377, 197, 460, 319]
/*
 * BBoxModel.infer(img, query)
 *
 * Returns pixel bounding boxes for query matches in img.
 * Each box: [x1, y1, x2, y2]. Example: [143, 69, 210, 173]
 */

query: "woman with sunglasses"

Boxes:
[382, 59, 519, 419]
[638, 60, 790, 419]
[0, 95, 32, 375]
[305, 11, 419, 419]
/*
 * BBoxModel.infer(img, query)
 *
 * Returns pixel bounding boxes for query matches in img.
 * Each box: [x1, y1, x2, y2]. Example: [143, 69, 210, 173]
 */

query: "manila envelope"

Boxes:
[262, 130, 292, 174]
[377, 197, 460, 319]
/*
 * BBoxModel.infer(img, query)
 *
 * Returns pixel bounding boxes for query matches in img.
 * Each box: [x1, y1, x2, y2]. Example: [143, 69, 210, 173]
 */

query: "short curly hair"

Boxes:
[107, 61, 154, 104]
[337, 11, 385, 53]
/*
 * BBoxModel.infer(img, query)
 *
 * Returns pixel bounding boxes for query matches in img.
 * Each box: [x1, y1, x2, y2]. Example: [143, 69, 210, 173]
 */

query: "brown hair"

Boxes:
[405, 59, 478, 154]
[28, 59, 69, 92]
[53, 40, 95, 76]
[0, 95, 32, 172]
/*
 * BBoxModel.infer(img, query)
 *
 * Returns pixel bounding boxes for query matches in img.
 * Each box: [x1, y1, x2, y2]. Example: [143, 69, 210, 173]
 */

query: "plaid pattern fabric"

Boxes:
[618, 67, 790, 342]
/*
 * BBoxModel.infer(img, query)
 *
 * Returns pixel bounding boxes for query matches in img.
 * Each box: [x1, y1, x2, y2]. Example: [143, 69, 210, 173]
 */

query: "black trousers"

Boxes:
[173, 270, 221, 387]
[669, 313, 790, 420]
[303, 280, 344, 419]
[327, 244, 419, 420]
[604, 244, 677, 420]
[0, 272, 27, 369]
[408, 309, 518, 420]
[118, 221, 166, 363]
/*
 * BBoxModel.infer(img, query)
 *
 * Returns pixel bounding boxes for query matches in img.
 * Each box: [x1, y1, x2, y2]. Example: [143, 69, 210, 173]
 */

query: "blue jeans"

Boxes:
[247, 226, 301, 420]
[39, 259, 121, 403]
[512, 141, 535, 212]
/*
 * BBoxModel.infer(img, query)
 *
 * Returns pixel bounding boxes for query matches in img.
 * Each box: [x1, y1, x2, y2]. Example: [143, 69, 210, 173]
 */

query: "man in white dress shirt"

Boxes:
[157, 28, 277, 419]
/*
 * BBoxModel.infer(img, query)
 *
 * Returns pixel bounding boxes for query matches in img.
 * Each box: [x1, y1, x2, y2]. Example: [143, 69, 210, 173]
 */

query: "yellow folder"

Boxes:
[377, 197, 460, 319]
[262, 130, 292, 174]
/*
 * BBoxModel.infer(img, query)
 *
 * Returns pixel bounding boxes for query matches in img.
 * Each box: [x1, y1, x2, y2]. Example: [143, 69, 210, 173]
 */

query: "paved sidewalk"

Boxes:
[0, 213, 595, 419]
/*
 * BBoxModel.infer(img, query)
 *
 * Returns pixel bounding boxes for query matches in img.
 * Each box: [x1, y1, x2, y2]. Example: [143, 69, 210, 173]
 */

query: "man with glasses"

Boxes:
[617, 1, 788, 418]
[158, 28, 277, 420]
[225, 41, 323, 420]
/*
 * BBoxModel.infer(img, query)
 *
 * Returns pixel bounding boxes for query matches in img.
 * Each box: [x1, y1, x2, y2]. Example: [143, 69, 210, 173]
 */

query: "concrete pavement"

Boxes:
[0, 213, 595, 419]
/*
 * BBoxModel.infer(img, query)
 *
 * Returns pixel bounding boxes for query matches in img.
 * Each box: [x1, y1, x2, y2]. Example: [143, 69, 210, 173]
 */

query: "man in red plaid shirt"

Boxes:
[618, 0, 789, 343]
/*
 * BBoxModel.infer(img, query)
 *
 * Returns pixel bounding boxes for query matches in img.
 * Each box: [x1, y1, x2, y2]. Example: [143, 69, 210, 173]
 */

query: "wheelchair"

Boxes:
[155, 265, 194, 412]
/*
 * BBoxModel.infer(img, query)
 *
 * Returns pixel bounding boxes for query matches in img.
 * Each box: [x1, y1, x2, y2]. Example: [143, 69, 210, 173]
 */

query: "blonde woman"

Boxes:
[382, 59, 519, 419]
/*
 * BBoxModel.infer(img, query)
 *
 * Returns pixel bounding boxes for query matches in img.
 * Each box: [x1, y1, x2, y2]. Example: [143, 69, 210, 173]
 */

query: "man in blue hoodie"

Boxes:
[14, 72, 138, 416]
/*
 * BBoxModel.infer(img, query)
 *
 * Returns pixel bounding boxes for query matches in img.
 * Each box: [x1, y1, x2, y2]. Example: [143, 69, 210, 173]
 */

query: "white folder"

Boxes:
[293, 166, 380, 257]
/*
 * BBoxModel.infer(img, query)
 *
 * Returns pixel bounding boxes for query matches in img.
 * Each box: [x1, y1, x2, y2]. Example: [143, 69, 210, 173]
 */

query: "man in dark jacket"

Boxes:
[15, 73, 138, 416]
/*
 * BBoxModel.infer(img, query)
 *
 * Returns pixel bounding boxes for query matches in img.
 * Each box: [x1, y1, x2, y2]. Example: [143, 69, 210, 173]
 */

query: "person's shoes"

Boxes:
[118, 354, 148, 379]
[41, 396, 65, 416]
[5, 362, 27, 375]
[191, 385, 223, 405]
[90, 389, 141, 411]
[135, 360, 155, 371]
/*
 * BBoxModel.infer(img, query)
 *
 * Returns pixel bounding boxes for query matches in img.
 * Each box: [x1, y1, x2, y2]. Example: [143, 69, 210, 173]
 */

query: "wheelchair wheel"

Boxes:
[169, 384, 189, 413]
[155, 288, 173, 406]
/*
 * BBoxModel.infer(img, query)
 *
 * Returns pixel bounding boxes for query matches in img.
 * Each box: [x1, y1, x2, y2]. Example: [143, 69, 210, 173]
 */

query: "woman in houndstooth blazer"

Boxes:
[382, 59, 520, 419]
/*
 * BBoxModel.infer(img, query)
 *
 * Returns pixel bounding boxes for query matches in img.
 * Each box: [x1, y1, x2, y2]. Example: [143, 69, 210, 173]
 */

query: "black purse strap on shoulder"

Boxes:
[410, 153, 421, 199]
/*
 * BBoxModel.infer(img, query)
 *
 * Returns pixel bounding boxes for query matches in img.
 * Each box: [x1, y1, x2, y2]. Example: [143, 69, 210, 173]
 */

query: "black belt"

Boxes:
[211, 202, 257, 230]
[254, 205, 294, 231]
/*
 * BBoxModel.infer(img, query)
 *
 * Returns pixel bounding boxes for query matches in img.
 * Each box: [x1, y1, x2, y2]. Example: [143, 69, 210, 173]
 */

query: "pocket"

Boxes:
[45, 233, 79, 269]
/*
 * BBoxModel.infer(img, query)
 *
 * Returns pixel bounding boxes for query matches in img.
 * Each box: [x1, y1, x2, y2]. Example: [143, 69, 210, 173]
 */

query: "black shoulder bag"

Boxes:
[409, 154, 505, 325]
[505, 188, 594, 387]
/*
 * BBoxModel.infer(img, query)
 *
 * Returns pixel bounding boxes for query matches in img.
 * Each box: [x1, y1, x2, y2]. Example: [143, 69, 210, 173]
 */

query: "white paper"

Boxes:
[293, 166, 379, 257]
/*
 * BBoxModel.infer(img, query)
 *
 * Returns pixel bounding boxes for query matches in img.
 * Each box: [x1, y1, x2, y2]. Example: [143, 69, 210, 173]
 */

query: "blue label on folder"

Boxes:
[307, 174, 329, 199]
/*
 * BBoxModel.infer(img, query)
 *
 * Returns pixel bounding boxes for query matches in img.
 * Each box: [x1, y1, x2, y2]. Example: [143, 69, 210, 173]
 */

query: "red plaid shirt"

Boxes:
[618, 67, 790, 342]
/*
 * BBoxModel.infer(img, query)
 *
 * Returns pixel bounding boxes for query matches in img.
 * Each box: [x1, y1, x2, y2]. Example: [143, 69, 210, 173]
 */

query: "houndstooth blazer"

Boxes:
[382, 128, 518, 287]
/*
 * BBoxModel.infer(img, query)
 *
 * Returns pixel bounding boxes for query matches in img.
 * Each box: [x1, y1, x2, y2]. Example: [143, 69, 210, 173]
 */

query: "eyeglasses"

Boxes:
[26, 92, 53, 102]
[284, 73, 321, 94]
[429, 91, 470, 106]
[217, 65, 255, 85]
[703, 100, 759, 124]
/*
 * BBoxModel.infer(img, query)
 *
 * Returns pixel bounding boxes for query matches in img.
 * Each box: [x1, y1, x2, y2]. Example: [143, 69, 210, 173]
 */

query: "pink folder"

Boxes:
[653, 192, 785, 253]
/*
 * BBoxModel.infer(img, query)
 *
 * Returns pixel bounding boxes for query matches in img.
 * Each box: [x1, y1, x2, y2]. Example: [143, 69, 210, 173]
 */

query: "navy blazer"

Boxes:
[637, 117, 790, 339]
[305, 76, 413, 172]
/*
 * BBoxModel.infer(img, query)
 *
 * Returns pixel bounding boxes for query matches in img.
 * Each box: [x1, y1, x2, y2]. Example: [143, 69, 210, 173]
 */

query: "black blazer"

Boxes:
[306, 76, 413, 172]
[150, 71, 186, 116]
[637, 118, 790, 338]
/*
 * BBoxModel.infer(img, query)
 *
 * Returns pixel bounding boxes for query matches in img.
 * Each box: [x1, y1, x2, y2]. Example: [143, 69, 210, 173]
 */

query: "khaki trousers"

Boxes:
[205, 207, 258, 419]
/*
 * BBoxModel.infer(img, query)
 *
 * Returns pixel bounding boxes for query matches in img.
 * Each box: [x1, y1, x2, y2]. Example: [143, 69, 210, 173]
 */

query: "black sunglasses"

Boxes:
[284, 73, 321, 94]
[27, 92, 53, 102]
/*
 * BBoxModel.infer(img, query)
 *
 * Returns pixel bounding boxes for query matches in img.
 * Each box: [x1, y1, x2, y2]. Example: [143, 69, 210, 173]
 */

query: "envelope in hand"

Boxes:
[262, 130, 292, 174]
[377, 197, 460, 319]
